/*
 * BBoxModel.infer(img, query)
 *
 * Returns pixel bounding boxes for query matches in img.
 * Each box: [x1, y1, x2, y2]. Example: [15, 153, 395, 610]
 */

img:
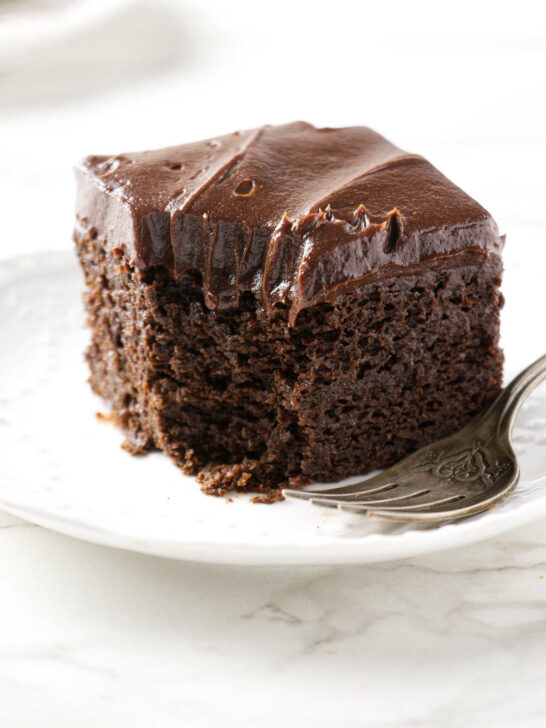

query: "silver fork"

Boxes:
[282, 355, 546, 522]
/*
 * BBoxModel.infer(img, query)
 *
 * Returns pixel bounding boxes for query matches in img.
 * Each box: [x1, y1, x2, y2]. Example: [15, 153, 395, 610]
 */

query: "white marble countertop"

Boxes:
[1, 508, 546, 727]
[1, 1, 545, 725]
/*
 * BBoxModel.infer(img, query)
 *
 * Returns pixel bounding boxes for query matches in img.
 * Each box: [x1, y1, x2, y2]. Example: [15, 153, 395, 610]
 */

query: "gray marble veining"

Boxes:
[0, 516, 545, 727]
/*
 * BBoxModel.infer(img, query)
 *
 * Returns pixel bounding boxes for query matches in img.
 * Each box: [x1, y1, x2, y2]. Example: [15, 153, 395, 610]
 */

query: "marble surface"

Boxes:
[1, 0, 545, 725]
[1, 507, 546, 727]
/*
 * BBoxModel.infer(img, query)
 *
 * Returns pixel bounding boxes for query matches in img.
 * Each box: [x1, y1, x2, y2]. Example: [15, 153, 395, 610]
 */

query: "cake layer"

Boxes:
[76, 228, 504, 501]
[75, 122, 504, 323]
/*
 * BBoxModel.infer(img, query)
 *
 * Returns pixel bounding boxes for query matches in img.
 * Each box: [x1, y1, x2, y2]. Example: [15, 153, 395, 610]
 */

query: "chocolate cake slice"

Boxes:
[74, 122, 504, 501]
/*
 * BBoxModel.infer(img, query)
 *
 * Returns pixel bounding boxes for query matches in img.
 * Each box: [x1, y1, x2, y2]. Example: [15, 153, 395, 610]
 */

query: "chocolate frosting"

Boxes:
[75, 121, 503, 322]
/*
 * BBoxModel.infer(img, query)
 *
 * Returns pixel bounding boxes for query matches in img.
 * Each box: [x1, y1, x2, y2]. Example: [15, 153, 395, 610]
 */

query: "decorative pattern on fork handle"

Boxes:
[411, 444, 511, 486]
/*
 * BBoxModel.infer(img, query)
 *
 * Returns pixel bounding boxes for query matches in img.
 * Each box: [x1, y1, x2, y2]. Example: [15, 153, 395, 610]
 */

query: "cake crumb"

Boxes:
[197, 460, 297, 502]
[250, 492, 285, 504]
[198, 462, 254, 497]
[96, 411, 114, 423]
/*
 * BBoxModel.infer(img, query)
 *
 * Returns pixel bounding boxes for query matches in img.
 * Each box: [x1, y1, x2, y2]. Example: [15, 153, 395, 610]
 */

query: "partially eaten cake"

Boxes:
[74, 122, 504, 502]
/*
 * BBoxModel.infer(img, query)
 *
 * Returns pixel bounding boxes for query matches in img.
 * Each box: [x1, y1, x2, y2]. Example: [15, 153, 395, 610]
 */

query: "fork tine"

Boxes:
[299, 469, 399, 497]
[282, 489, 318, 501]
[307, 497, 345, 509]
[339, 494, 464, 514]
[308, 483, 402, 502]
[282, 481, 399, 503]
[364, 501, 472, 523]
[303, 487, 434, 509]
[303, 483, 445, 504]
[311, 486, 459, 510]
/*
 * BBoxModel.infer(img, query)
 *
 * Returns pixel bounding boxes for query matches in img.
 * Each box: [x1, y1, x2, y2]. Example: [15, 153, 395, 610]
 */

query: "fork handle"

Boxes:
[494, 354, 546, 436]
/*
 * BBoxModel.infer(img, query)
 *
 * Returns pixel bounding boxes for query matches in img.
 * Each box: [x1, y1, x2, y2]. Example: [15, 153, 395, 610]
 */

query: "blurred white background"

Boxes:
[1, 0, 545, 255]
[1, 3, 546, 727]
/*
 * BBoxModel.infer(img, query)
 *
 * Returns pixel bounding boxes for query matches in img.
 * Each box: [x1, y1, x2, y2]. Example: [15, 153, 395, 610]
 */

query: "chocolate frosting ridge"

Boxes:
[75, 122, 503, 322]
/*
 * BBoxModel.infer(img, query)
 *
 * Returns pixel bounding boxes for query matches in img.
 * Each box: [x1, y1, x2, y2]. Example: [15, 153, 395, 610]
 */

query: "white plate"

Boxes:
[0, 251, 545, 565]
